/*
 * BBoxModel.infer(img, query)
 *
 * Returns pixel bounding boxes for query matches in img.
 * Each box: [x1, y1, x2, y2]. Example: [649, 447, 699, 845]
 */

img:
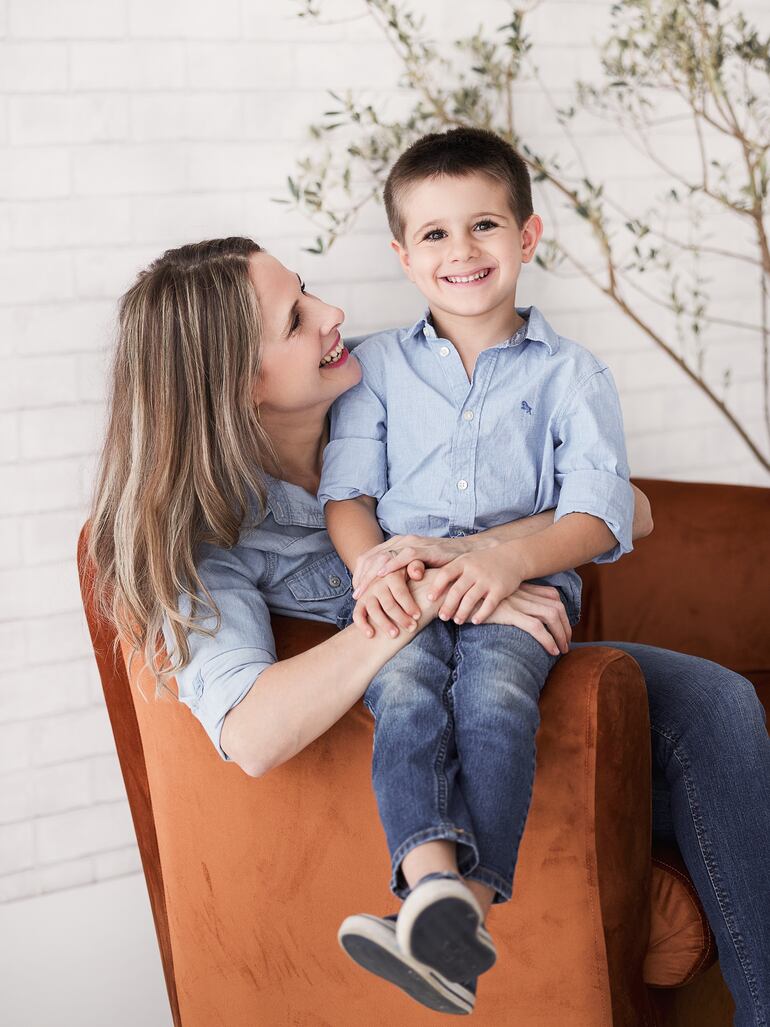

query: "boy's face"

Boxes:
[391, 172, 542, 326]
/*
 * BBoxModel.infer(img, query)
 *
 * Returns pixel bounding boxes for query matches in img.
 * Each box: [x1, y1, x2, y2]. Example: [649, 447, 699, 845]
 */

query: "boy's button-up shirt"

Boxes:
[318, 305, 635, 622]
[161, 476, 352, 761]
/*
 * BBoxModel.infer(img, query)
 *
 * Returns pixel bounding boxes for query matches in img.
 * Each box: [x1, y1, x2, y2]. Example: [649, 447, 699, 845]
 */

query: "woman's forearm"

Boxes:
[481, 510, 555, 542]
[221, 575, 441, 778]
[472, 483, 653, 546]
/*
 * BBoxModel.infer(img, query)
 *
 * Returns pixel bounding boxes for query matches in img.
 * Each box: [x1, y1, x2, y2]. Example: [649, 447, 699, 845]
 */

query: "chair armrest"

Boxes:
[576, 479, 770, 681]
[494, 645, 654, 1027]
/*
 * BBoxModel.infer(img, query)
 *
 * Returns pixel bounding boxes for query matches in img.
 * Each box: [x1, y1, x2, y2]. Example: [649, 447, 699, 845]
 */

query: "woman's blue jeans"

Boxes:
[574, 641, 770, 1027]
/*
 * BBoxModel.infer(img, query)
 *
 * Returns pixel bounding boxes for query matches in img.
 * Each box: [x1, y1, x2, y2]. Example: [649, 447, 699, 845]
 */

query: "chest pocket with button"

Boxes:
[285, 551, 352, 605]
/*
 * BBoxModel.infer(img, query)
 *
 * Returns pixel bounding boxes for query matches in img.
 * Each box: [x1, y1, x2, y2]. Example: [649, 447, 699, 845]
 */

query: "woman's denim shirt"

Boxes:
[161, 476, 352, 761]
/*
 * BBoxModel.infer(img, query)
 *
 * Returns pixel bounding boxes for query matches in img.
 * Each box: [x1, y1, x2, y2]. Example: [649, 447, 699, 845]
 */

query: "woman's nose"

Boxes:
[321, 303, 345, 332]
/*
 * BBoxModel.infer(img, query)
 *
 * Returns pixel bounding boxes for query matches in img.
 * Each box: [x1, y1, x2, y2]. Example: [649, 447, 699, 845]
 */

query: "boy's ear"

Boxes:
[520, 214, 544, 264]
[391, 239, 414, 281]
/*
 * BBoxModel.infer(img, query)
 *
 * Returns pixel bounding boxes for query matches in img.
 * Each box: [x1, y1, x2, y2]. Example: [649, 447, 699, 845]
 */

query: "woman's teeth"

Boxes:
[320, 339, 344, 366]
[445, 269, 491, 284]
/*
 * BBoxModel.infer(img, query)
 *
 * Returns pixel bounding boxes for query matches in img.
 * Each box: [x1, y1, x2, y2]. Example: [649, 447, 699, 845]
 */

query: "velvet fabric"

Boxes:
[78, 478, 770, 1026]
[645, 846, 717, 987]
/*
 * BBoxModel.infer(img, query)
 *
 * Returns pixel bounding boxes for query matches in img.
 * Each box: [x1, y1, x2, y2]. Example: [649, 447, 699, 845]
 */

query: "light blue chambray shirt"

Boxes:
[318, 305, 635, 622]
[161, 477, 353, 761]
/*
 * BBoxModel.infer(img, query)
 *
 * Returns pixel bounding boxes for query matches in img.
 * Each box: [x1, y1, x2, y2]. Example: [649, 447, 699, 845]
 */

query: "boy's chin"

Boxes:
[432, 295, 503, 318]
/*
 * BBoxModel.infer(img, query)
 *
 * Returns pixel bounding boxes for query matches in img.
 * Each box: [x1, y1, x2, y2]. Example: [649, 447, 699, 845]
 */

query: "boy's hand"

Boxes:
[353, 567, 422, 639]
[426, 545, 529, 625]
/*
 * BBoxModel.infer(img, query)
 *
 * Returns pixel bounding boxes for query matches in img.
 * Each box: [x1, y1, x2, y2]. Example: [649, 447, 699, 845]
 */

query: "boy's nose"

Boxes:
[449, 237, 480, 262]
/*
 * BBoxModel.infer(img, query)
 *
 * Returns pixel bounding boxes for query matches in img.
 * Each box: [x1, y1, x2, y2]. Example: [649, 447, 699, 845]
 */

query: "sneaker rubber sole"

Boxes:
[396, 878, 497, 982]
[338, 913, 475, 1015]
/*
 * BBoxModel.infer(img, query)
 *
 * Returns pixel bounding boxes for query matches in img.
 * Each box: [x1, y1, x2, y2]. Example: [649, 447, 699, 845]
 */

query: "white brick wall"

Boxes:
[1, 0, 768, 905]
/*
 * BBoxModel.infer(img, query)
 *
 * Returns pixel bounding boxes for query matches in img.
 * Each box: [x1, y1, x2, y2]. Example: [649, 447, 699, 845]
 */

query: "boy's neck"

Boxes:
[427, 301, 525, 364]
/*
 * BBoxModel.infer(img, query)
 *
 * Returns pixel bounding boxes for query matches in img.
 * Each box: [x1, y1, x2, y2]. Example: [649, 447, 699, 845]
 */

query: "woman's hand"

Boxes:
[484, 584, 572, 656]
[353, 533, 488, 598]
[352, 536, 427, 598]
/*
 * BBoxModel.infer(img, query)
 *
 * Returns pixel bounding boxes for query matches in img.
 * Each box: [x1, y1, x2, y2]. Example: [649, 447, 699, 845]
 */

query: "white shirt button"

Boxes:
[439, 346, 450, 357]
[457, 479, 468, 491]
[463, 410, 474, 421]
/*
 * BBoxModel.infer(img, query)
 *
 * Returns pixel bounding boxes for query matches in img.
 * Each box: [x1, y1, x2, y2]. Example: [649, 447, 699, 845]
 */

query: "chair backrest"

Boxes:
[575, 478, 770, 695]
[77, 527, 182, 1027]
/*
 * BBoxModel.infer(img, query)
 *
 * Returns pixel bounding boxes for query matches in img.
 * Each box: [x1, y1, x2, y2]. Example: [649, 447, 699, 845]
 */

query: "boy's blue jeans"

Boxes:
[363, 619, 558, 904]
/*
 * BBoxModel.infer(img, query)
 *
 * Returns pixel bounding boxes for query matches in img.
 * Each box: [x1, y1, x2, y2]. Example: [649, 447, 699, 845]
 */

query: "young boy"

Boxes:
[318, 127, 635, 1015]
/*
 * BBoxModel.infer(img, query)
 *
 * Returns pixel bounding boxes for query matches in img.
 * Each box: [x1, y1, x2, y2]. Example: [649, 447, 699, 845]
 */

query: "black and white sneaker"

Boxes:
[396, 872, 497, 982]
[338, 913, 476, 1015]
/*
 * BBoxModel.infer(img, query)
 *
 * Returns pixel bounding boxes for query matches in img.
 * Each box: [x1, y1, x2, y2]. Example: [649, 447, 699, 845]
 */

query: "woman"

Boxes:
[89, 237, 769, 1024]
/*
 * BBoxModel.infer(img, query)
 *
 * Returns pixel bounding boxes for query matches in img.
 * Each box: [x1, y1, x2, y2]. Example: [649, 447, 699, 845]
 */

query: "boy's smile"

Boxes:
[391, 172, 542, 350]
[442, 266, 494, 286]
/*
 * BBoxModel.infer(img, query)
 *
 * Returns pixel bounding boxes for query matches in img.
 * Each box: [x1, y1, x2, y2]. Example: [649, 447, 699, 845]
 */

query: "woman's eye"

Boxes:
[423, 229, 446, 242]
[474, 220, 498, 231]
[291, 312, 302, 334]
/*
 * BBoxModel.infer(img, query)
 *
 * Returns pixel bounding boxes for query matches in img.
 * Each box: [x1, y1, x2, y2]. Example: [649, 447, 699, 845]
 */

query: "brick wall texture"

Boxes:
[1, 0, 768, 901]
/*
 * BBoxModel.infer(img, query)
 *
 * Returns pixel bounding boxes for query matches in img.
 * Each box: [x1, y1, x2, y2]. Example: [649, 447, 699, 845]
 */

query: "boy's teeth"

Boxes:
[445, 269, 490, 284]
[320, 340, 344, 365]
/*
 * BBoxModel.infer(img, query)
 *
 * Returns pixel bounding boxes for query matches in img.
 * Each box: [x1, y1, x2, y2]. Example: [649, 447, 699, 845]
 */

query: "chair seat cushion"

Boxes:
[644, 845, 717, 987]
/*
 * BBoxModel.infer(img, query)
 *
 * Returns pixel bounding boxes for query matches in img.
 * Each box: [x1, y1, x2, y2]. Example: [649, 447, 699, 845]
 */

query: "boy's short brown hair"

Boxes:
[384, 127, 534, 244]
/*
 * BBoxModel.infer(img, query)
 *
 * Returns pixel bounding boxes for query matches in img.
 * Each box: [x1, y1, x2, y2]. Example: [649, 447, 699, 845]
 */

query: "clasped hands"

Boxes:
[349, 534, 571, 657]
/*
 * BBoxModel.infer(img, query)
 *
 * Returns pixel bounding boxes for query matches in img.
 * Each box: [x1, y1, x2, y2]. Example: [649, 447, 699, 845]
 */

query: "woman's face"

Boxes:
[249, 252, 360, 415]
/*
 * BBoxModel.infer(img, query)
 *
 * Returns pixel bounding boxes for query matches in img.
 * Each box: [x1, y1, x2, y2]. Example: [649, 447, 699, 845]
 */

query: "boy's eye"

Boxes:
[474, 219, 499, 231]
[422, 228, 446, 242]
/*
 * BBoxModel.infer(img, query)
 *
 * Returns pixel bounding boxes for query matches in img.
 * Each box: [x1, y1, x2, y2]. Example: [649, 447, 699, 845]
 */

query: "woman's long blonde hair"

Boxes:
[87, 237, 273, 693]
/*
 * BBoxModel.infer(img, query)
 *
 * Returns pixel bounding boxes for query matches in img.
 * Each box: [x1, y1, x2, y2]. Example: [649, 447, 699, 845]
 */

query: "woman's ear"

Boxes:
[391, 238, 415, 282]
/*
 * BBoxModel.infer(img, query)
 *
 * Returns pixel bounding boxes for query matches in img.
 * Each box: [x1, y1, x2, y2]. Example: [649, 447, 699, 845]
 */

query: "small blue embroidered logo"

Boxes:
[521, 400, 533, 415]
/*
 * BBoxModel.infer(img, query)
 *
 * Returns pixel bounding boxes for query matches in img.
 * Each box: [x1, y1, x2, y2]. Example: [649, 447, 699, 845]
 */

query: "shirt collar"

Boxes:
[244, 475, 325, 529]
[405, 304, 559, 355]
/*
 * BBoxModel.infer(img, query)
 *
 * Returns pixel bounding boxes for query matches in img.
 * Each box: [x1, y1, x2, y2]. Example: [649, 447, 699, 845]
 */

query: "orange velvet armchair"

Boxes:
[78, 478, 770, 1026]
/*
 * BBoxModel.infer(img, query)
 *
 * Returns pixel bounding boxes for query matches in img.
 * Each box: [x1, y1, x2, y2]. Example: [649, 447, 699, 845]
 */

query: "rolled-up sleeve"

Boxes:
[318, 366, 388, 508]
[552, 366, 634, 563]
[161, 545, 276, 761]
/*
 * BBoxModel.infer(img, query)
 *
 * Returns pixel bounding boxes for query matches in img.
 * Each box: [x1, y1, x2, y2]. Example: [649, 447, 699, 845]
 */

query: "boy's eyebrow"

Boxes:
[412, 211, 510, 239]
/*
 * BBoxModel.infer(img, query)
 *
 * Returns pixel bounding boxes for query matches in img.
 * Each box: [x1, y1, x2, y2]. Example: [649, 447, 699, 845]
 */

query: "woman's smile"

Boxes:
[320, 332, 349, 367]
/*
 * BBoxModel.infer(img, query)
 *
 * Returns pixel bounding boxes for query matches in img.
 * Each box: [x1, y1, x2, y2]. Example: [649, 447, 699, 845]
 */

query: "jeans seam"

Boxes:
[434, 673, 455, 820]
[651, 722, 766, 1025]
